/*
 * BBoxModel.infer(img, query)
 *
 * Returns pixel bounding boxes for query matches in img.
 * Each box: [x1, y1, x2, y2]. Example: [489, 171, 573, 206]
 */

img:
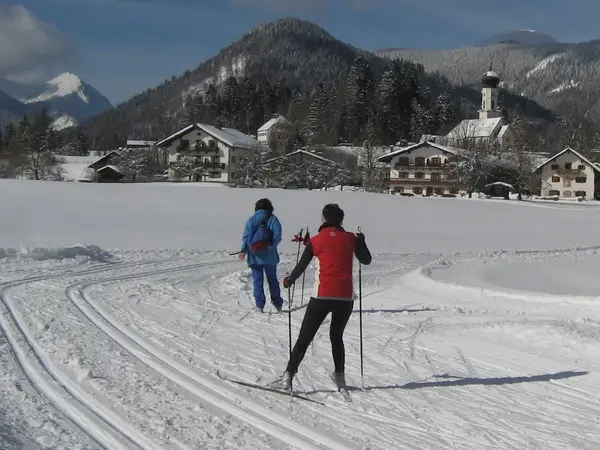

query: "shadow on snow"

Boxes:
[302, 370, 588, 395]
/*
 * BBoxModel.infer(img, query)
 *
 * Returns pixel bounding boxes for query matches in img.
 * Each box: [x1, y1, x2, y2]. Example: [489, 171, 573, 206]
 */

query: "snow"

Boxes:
[52, 114, 77, 131]
[550, 79, 580, 93]
[1, 178, 600, 449]
[24, 73, 89, 104]
[57, 155, 96, 181]
[526, 53, 566, 78]
[446, 117, 503, 139]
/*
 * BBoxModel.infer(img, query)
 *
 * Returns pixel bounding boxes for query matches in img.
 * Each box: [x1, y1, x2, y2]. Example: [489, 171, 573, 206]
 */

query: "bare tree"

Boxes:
[170, 155, 202, 181]
[119, 149, 164, 182]
[357, 140, 387, 192]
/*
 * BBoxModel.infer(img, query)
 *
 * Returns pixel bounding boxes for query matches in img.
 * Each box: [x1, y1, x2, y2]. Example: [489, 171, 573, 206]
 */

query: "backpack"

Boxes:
[248, 215, 274, 256]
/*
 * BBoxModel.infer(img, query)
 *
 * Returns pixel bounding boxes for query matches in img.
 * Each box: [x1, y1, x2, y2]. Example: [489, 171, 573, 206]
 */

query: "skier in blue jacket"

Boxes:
[240, 198, 284, 312]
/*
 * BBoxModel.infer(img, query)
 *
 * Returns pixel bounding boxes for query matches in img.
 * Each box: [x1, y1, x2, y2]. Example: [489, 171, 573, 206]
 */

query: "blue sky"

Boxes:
[4, 0, 600, 105]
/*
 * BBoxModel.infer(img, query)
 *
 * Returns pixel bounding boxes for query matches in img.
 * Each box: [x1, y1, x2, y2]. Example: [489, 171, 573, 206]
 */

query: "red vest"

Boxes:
[310, 227, 357, 301]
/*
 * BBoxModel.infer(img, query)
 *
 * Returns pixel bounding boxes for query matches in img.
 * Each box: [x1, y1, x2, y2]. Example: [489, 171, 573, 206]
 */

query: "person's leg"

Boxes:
[264, 264, 283, 310]
[251, 266, 266, 309]
[285, 298, 329, 374]
[329, 300, 354, 382]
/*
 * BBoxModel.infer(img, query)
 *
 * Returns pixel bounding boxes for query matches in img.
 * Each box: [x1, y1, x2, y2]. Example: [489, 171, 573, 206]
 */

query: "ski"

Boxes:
[216, 371, 325, 405]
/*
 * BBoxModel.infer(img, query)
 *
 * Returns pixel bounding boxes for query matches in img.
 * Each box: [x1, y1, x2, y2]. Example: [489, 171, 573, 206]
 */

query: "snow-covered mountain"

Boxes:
[476, 30, 558, 47]
[377, 37, 600, 118]
[0, 73, 112, 130]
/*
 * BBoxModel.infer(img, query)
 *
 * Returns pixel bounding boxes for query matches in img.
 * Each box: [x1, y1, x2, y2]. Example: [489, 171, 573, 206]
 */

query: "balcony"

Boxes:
[202, 162, 226, 170]
[390, 178, 452, 185]
[194, 142, 219, 153]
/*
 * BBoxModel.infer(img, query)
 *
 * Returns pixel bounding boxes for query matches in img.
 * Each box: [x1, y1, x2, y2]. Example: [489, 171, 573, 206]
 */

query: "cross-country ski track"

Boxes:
[2, 247, 600, 449]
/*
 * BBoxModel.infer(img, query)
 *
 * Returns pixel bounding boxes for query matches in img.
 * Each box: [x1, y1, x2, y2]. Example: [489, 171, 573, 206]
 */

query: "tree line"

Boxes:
[181, 56, 458, 152]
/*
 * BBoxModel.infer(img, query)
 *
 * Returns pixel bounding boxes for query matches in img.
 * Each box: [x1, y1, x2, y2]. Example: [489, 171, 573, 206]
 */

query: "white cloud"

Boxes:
[0, 3, 73, 81]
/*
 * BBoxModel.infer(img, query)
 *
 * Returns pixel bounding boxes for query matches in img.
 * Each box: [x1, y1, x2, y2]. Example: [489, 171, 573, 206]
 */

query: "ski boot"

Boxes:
[268, 371, 292, 391]
[331, 371, 346, 389]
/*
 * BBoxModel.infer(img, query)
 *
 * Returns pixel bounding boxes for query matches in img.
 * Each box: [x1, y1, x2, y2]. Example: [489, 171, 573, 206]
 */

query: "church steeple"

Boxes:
[479, 65, 501, 119]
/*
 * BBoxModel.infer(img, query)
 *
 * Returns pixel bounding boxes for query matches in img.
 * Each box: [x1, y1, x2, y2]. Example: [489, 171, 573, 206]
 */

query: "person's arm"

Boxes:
[271, 216, 282, 246]
[285, 243, 314, 286]
[354, 233, 372, 265]
[241, 218, 252, 253]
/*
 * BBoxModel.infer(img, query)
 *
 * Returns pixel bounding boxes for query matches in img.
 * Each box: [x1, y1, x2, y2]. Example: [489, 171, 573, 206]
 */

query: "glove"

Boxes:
[283, 276, 294, 289]
[356, 232, 366, 242]
[238, 252, 246, 260]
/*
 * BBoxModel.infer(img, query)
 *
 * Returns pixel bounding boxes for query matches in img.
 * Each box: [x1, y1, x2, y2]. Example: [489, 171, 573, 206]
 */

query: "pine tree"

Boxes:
[343, 56, 375, 143]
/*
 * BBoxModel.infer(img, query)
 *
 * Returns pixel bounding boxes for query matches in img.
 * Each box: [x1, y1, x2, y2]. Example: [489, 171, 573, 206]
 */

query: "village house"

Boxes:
[422, 69, 514, 150]
[257, 114, 293, 150]
[156, 123, 263, 182]
[264, 149, 354, 189]
[377, 141, 461, 196]
[534, 147, 600, 199]
[78, 150, 123, 182]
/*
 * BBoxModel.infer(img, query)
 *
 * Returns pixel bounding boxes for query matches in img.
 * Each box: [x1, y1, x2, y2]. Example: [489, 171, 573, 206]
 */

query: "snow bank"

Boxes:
[0, 245, 114, 262]
[3, 179, 600, 254]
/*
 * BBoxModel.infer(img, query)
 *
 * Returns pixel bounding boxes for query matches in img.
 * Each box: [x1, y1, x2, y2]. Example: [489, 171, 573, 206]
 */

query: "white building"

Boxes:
[423, 70, 515, 150]
[257, 114, 293, 147]
[156, 123, 262, 182]
[534, 147, 600, 199]
[377, 141, 462, 196]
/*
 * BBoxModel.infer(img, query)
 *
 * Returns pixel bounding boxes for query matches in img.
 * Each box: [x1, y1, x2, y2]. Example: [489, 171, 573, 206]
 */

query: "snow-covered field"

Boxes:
[2, 179, 600, 449]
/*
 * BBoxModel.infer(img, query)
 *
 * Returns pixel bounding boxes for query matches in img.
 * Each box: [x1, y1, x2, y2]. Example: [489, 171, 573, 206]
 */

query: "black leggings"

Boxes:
[286, 297, 354, 374]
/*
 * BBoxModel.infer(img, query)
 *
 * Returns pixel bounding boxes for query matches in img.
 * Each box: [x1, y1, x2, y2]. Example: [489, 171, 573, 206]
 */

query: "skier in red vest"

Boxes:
[269, 203, 372, 391]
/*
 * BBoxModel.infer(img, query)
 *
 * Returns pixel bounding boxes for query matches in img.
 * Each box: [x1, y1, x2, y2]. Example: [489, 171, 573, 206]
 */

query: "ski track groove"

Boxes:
[65, 258, 357, 450]
[0, 259, 175, 450]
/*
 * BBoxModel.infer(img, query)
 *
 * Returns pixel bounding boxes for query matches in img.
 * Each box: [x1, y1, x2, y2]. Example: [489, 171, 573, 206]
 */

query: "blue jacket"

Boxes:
[241, 209, 282, 267]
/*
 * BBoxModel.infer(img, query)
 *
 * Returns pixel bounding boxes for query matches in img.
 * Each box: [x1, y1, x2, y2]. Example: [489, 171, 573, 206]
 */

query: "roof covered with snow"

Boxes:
[258, 115, 291, 132]
[156, 124, 260, 150]
[534, 147, 600, 173]
[126, 140, 156, 147]
[446, 117, 504, 139]
[377, 141, 461, 163]
[265, 149, 340, 165]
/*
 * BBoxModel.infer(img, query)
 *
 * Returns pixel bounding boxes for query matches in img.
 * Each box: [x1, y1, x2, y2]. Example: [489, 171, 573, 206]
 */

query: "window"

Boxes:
[549, 190, 560, 196]
[565, 162, 572, 169]
[393, 187, 404, 193]
[575, 190, 586, 197]
[396, 157, 409, 167]
[210, 172, 220, 179]
[413, 187, 423, 195]
[415, 172, 425, 179]
[415, 157, 425, 166]
[429, 157, 441, 167]
[431, 173, 441, 181]
[552, 176, 560, 182]
[434, 187, 444, 195]
[575, 177, 586, 183]
[563, 190, 572, 197]
[578, 165, 585, 170]
[551, 164, 559, 170]
[399, 172, 409, 179]
[231, 156, 237, 163]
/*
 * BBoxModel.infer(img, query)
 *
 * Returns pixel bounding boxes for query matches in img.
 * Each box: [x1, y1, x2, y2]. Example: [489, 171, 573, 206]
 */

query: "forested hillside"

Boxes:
[79, 18, 554, 150]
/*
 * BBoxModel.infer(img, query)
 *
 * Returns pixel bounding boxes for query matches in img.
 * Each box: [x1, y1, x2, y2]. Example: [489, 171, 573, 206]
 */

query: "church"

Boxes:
[422, 69, 515, 149]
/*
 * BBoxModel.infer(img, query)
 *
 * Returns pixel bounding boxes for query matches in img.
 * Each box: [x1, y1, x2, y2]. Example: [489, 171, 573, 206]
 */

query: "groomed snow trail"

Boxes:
[2, 247, 600, 448]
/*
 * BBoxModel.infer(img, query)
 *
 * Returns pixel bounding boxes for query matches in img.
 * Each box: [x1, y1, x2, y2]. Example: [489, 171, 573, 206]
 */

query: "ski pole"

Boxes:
[357, 226, 364, 388]
[300, 227, 310, 307]
[287, 284, 293, 400]
[290, 229, 304, 307]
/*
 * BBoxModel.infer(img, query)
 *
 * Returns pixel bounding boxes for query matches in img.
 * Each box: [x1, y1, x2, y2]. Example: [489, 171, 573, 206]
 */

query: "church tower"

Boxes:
[479, 69, 502, 119]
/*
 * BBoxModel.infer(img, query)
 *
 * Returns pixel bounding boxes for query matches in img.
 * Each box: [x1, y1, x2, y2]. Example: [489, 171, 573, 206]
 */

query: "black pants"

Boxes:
[286, 297, 354, 374]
